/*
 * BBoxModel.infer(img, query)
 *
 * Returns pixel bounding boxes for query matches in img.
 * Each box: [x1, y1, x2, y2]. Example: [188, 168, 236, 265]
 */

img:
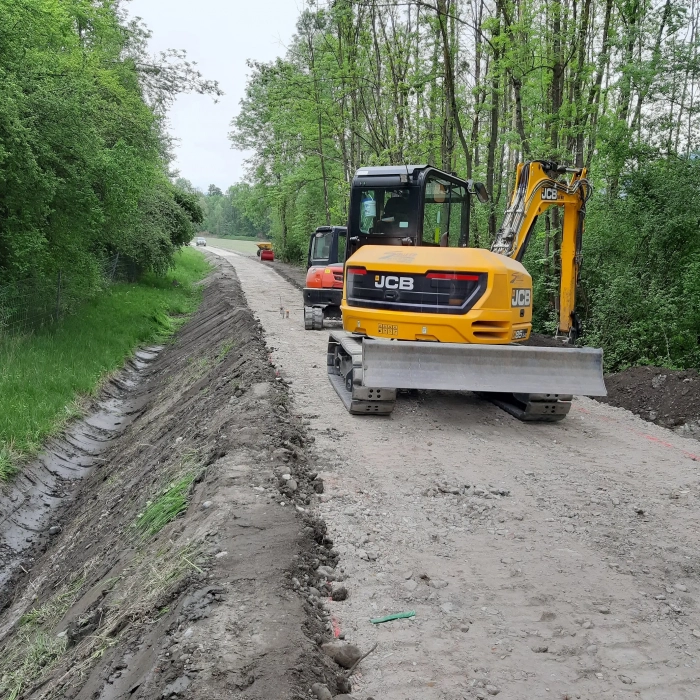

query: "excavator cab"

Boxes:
[346, 166, 485, 258]
[303, 226, 346, 330]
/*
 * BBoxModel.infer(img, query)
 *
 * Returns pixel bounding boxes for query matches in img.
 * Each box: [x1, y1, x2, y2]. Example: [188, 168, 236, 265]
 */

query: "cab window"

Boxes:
[337, 232, 347, 261]
[358, 188, 414, 236]
[311, 231, 332, 261]
[422, 176, 467, 247]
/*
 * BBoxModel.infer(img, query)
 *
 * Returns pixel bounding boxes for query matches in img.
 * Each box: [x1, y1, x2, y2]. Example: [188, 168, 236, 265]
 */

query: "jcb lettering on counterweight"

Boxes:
[511, 288, 531, 307]
[375, 275, 414, 290]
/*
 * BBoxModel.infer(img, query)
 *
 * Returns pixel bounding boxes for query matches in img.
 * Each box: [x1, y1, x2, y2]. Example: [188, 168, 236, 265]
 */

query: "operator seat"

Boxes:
[379, 196, 411, 236]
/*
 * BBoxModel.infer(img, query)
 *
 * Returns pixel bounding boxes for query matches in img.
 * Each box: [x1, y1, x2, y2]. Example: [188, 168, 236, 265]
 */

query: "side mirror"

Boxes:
[470, 181, 490, 204]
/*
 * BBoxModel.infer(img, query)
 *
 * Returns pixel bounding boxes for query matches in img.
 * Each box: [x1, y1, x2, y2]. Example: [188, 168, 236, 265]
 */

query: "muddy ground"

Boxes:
[208, 244, 700, 700]
[0, 257, 347, 699]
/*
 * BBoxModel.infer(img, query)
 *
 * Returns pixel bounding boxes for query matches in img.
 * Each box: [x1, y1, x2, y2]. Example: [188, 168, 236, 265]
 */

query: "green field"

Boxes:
[203, 237, 262, 256]
[0, 248, 211, 482]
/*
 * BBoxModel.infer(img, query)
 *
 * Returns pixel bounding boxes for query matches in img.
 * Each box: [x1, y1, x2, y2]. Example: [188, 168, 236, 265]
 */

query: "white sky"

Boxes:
[126, 0, 301, 191]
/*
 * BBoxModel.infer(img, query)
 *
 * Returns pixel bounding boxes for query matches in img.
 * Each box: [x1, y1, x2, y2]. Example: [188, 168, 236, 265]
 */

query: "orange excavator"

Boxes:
[303, 226, 346, 330]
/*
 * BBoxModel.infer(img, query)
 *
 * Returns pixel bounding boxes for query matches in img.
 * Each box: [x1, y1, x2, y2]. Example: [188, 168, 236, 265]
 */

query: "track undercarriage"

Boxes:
[326, 331, 603, 421]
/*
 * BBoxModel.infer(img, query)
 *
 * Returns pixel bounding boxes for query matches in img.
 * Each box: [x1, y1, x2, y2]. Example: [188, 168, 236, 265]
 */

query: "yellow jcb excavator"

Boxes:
[326, 160, 607, 420]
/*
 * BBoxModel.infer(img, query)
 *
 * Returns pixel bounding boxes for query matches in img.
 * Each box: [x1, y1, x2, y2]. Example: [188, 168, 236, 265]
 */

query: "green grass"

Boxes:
[0, 248, 211, 482]
[204, 237, 261, 256]
[135, 474, 195, 539]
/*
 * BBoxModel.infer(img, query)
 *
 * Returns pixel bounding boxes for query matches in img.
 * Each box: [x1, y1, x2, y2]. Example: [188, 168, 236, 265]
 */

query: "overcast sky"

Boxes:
[126, 0, 302, 191]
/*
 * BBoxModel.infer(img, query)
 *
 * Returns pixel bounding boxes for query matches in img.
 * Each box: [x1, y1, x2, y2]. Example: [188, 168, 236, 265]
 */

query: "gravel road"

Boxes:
[211, 246, 700, 700]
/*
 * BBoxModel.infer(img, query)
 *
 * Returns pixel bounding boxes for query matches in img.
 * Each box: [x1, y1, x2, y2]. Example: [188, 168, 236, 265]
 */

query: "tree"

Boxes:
[0, 0, 219, 288]
[230, 0, 700, 369]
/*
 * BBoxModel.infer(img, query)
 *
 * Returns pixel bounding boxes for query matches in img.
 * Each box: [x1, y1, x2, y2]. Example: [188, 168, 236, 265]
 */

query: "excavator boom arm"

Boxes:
[490, 161, 592, 337]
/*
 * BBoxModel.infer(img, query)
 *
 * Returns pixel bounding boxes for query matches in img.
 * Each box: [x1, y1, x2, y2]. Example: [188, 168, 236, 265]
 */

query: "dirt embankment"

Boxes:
[0, 257, 347, 700]
[526, 334, 700, 439]
[599, 366, 700, 437]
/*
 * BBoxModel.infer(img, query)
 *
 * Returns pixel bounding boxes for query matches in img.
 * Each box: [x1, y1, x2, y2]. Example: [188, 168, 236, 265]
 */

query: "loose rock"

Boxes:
[321, 641, 363, 669]
[311, 683, 333, 700]
[331, 584, 349, 601]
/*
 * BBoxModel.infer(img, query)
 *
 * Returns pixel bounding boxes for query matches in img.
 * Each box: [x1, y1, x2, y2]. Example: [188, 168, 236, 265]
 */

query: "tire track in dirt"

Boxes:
[211, 246, 700, 700]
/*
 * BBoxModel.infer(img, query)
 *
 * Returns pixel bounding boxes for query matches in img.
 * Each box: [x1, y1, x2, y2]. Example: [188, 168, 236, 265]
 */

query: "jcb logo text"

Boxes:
[511, 288, 531, 307]
[375, 275, 414, 290]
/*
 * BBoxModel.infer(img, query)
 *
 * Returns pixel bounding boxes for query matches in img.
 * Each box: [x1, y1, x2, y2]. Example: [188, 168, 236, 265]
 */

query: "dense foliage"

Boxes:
[0, 0, 216, 290]
[231, 0, 700, 370]
[194, 182, 272, 239]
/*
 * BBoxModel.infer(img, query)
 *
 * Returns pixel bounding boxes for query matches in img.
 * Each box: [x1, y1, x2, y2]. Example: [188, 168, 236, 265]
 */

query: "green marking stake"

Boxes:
[370, 610, 416, 624]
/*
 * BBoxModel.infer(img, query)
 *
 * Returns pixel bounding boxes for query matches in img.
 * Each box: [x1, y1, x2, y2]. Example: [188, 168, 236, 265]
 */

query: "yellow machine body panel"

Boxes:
[341, 246, 533, 344]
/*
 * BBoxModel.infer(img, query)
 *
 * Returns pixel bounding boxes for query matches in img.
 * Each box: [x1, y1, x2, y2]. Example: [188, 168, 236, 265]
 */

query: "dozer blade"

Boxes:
[361, 340, 606, 397]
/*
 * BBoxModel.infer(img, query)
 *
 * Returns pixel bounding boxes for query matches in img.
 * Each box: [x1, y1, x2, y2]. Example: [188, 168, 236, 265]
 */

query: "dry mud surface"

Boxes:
[209, 245, 700, 700]
[0, 257, 345, 699]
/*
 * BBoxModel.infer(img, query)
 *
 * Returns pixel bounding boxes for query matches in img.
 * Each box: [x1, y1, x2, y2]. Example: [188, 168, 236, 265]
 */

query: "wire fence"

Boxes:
[0, 253, 137, 338]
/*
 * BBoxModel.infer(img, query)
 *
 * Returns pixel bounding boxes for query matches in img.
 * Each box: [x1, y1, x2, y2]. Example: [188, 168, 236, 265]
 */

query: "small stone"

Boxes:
[310, 683, 332, 700]
[282, 473, 291, 481]
[582, 620, 594, 629]
[404, 571, 413, 580]
[320, 641, 362, 669]
[331, 585, 349, 602]
[366, 551, 377, 561]
[460, 623, 471, 633]
[308, 587, 321, 598]
[632, 505, 645, 515]
[215, 551, 228, 559]
[201, 501, 213, 509]
[429, 579, 448, 589]
[676, 583, 688, 592]
[598, 606, 610, 615]
[286, 479, 298, 492]
[654, 594, 666, 601]
[618, 675, 633, 685]
[587, 645, 598, 654]
[486, 685, 501, 696]
[314, 480, 324, 494]
[343, 508, 356, 516]
[691, 630, 700, 638]
[531, 645, 549, 653]
[357, 549, 368, 561]
[402, 579, 418, 592]
[48, 526, 61, 536]
[316, 565, 336, 579]
[611, 498, 620, 506]
[440, 602, 455, 614]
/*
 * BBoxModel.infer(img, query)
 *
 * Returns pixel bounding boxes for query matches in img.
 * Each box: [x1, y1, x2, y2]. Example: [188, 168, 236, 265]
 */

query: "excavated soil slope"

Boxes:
[600, 366, 700, 437]
[0, 258, 347, 700]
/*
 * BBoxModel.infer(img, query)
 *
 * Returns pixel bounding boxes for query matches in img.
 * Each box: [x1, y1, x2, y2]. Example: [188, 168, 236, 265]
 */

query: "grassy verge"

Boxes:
[0, 248, 211, 482]
[204, 237, 260, 255]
